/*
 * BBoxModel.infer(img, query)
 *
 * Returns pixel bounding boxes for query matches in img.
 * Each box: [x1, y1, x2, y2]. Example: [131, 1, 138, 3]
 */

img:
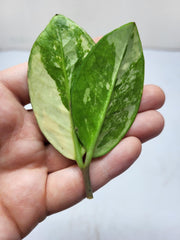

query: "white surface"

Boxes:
[1, 0, 180, 50]
[0, 50, 180, 239]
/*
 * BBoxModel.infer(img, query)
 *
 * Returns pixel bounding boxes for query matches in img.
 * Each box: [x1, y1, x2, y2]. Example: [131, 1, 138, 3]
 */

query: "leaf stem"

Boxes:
[83, 145, 94, 168]
[70, 114, 94, 198]
[81, 165, 93, 199]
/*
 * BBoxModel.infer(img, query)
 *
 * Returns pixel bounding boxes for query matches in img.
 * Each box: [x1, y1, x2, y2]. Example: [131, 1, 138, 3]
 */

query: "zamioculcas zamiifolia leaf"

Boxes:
[28, 15, 144, 199]
[28, 14, 94, 161]
[71, 22, 144, 168]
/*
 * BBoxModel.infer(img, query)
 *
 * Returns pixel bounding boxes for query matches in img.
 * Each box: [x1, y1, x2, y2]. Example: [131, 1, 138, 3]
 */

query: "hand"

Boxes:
[0, 63, 165, 239]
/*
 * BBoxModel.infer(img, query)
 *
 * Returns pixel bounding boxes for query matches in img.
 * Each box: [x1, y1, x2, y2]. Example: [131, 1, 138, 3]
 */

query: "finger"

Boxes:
[139, 85, 165, 112]
[126, 110, 165, 143]
[45, 145, 75, 173]
[94, 37, 102, 43]
[0, 63, 29, 105]
[46, 136, 141, 213]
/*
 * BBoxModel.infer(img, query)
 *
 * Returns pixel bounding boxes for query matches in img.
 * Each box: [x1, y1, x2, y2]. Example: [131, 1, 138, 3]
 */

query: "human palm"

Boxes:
[0, 63, 165, 239]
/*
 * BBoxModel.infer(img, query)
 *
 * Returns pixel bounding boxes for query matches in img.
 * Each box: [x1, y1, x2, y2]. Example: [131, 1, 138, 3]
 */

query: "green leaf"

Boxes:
[28, 16, 144, 198]
[71, 22, 144, 166]
[28, 14, 94, 160]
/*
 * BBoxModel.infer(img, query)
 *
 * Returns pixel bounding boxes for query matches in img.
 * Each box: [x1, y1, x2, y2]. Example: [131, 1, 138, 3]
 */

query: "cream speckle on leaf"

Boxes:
[83, 88, 91, 104]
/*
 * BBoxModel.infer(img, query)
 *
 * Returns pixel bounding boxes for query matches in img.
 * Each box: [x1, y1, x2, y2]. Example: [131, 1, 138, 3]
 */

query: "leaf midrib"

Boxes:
[56, 28, 70, 109]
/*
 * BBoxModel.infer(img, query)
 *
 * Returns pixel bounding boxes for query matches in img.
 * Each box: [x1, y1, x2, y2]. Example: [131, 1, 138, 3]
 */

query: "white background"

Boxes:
[0, 0, 180, 239]
[1, 0, 180, 50]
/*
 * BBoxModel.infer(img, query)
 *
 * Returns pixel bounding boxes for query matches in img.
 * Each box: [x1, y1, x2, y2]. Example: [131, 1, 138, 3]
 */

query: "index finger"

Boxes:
[0, 62, 29, 105]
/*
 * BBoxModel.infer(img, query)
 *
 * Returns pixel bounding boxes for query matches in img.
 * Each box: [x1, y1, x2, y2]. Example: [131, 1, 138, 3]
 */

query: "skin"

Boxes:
[0, 62, 165, 239]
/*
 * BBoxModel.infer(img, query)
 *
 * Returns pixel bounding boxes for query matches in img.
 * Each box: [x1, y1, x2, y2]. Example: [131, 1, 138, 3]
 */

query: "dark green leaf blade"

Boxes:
[71, 22, 144, 163]
[93, 24, 144, 157]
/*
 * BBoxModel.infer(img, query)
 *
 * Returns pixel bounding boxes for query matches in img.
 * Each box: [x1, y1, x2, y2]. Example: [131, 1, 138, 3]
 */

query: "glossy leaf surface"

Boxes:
[28, 15, 94, 160]
[71, 23, 144, 163]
